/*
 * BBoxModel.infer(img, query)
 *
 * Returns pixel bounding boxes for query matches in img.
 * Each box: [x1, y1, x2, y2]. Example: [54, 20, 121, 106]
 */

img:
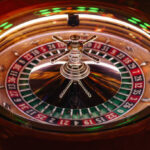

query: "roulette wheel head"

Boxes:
[0, 0, 150, 140]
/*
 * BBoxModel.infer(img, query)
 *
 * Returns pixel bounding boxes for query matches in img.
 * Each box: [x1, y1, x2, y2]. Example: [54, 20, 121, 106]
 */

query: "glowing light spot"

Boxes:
[128, 19, 137, 24]
[77, 6, 86, 11]
[139, 24, 147, 29]
[77, 6, 86, 9]
[88, 10, 98, 13]
[39, 9, 50, 12]
[144, 23, 150, 27]
[52, 10, 62, 13]
[131, 17, 141, 22]
[0, 22, 8, 27]
[52, 8, 61, 10]
[89, 7, 99, 10]
[52, 8, 62, 13]
[3, 24, 13, 29]
[41, 11, 51, 15]
[88, 7, 99, 13]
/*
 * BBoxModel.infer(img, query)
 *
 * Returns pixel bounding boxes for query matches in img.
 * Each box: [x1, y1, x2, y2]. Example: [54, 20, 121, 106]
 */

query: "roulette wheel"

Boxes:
[0, 0, 150, 149]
